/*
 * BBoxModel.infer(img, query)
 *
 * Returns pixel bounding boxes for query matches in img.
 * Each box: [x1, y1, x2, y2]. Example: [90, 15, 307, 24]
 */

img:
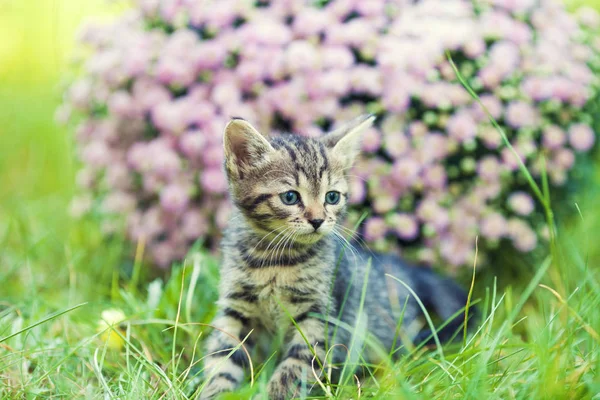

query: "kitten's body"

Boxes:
[200, 117, 473, 400]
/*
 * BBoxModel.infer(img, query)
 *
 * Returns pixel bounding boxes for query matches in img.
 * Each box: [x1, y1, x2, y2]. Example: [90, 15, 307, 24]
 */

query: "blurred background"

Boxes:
[1, 0, 131, 300]
[1, 0, 600, 292]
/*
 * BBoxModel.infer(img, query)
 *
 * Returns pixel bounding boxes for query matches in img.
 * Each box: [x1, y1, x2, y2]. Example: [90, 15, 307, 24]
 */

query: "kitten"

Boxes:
[199, 116, 474, 399]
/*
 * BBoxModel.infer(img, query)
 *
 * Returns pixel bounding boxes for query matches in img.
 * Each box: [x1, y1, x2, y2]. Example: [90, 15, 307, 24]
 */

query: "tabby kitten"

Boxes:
[199, 116, 473, 399]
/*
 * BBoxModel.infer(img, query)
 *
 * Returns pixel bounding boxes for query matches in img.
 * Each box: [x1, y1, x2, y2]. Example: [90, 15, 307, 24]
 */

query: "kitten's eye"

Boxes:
[325, 191, 341, 205]
[280, 190, 300, 205]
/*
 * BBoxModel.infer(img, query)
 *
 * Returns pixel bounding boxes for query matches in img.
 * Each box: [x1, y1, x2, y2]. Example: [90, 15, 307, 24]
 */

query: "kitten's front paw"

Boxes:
[267, 363, 304, 400]
[197, 374, 237, 399]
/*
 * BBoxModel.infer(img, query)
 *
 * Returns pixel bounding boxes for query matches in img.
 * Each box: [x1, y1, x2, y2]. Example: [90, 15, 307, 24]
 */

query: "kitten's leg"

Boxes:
[199, 307, 253, 399]
[267, 305, 327, 400]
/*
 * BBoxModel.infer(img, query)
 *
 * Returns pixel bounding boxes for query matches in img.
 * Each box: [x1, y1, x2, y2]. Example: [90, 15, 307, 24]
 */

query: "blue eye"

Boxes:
[280, 191, 300, 205]
[325, 191, 341, 205]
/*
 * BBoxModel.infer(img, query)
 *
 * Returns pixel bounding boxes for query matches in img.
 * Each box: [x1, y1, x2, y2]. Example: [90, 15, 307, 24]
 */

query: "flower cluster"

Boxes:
[60, 0, 600, 268]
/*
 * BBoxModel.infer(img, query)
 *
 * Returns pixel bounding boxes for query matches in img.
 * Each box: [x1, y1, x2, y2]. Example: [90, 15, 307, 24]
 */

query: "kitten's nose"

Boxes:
[309, 219, 324, 230]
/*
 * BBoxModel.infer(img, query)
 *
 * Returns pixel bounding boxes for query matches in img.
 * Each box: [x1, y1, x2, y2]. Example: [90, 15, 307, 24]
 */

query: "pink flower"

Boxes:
[491, 0, 536, 15]
[505, 101, 540, 129]
[133, 78, 172, 112]
[155, 56, 197, 87]
[69, 79, 93, 109]
[285, 41, 321, 72]
[123, 45, 152, 77]
[292, 8, 332, 37]
[321, 46, 355, 69]
[108, 91, 138, 118]
[148, 140, 181, 178]
[215, 202, 233, 230]
[507, 218, 538, 252]
[179, 130, 206, 158]
[409, 122, 428, 138]
[151, 241, 177, 268]
[463, 38, 486, 58]
[350, 66, 382, 96]
[105, 163, 131, 189]
[160, 183, 190, 214]
[102, 191, 136, 214]
[181, 208, 210, 240]
[479, 66, 503, 89]
[82, 141, 111, 167]
[389, 213, 419, 241]
[422, 164, 447, 190]
[417, 199, 449, 230]
[521, 77, 551, 101]
[200, 168, 228, 194]
[489, 41, 520, 75]
[383, 132, 410, 159]
[202, 144, 225, 168]
[472, 95, 503, 121]
[391, 158, 421, 187]
[356, 1, 385, 17]
[241, 19, 292, 46]
[361, 128, 381, 153]
[372, 194, 398, 214]
[196, 0, 238, 29]
[236, 61, 264, 88]
[152, 99, 192, 134]
[439, 235, 474, 267]
[568, 124, 595, 151]
[421, 133, 449, 162]
[554, 148, 575, 169]
[318, 70, 351, 96]
[211, 81, 241, 108]
[194, 40, 227, 70]
[143, 207, 167, 239]
[349, 177, 366, 204]
[542, 125, 566, 150]
[446, 111, 477, 143]
[508, 192, 535, 216]
[480, 212, 507, 240]
[382, 88, 410, 113]
[549, 167, 567, 185]
[477, 156, 502, 182]
[363, 217, 387, 241]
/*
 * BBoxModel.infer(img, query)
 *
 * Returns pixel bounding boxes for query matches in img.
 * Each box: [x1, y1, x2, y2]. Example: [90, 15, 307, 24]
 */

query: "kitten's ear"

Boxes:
[321, 114, 375, 167]
[224, 118, 274, 176]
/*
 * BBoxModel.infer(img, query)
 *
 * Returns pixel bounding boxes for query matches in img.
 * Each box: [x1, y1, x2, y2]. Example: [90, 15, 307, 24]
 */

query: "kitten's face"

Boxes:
[223, 116, 374, 244]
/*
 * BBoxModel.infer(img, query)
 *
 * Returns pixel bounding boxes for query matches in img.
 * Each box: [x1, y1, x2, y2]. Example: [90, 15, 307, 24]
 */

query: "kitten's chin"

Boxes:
[295, 232, 325, 245]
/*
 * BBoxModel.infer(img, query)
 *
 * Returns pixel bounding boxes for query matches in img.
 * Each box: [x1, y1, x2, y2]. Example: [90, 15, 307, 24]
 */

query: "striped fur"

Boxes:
[199, 116, 474, 399]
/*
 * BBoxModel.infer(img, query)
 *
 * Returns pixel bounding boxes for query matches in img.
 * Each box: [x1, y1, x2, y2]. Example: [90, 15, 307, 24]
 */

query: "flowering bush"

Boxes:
[60, 0, 600, 269]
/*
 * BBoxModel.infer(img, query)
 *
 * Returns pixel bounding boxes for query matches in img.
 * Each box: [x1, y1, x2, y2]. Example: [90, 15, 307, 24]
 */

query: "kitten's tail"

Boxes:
[412, 268, 477, 345]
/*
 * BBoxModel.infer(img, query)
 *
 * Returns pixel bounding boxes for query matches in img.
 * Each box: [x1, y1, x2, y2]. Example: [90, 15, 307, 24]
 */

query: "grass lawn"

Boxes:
[2, 1, 600, 399]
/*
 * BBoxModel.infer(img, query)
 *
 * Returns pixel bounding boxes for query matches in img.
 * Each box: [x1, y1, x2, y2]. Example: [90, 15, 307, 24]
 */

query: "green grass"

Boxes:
[2, 0, 600, 398]
[2, 208, 600, 398]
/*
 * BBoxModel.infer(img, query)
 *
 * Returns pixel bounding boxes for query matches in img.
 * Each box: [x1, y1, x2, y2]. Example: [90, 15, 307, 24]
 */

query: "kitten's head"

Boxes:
[223, 115, 374, 243]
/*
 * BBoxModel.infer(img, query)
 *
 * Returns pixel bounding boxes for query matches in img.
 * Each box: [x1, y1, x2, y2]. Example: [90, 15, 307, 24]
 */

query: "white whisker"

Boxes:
[260, 227, 293, 268]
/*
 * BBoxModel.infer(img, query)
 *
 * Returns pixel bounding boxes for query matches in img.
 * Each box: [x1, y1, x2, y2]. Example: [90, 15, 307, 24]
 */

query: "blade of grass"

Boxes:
[464, 236, 478, 347]
[129, 235, 146, 296]
[0, 302, 87, 344]
[336, 259, 372, 395]
[446, 52, 546, 208]
[385, 274, 445, 361]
